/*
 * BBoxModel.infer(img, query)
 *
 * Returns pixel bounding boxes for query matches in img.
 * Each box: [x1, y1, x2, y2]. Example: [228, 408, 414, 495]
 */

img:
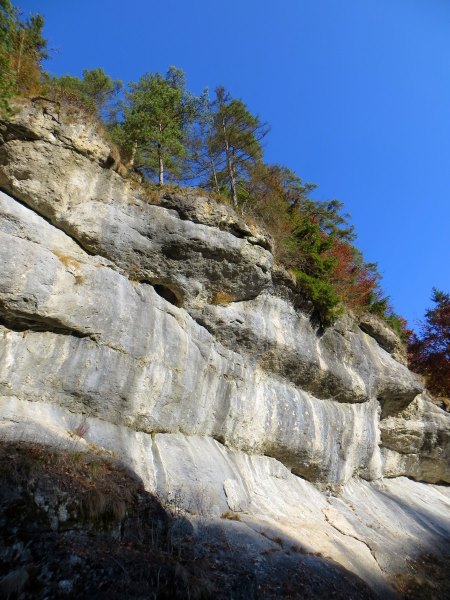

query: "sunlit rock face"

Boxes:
[0, 99, 449, 598]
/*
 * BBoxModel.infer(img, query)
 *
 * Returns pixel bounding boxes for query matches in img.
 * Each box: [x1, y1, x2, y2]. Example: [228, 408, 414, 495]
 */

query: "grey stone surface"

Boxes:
[358, 312, 407, 365]
[159, 191, 273, 251]
[381, 393, 450, 483]
[196, 294, 422, 408]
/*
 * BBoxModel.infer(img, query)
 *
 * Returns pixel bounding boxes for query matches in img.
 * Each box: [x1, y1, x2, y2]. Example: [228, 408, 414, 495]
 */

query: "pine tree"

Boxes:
[184, 90, 222, 192]
[208, 86, 268, 206]
[115, 66, 197, 184]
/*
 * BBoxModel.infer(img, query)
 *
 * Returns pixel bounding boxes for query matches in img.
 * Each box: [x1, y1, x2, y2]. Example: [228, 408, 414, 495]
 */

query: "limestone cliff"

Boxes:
[0, 98, 449, 599]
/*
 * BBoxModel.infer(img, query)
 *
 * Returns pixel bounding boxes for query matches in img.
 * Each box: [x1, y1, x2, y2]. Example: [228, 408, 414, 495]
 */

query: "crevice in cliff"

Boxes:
[137, 279, 184, 308]
[0, 311, 94, 340]
[322, 508, 385, 574]
[0, 185, 99, 260]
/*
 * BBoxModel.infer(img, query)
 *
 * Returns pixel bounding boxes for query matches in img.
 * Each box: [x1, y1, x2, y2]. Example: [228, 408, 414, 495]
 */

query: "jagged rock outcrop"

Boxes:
[0, 99, 449, 599]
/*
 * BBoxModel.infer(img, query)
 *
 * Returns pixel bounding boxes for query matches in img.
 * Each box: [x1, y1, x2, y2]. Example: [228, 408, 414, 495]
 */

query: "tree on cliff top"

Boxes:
[408, 289, 450, 399]
[0, 1, 47, 113]
[208, 86, 268, 206]
[114, 66, 197, 185]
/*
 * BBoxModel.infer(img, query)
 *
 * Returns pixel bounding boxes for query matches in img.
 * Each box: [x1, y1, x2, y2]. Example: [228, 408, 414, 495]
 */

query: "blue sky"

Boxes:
[17, 0, 450, 329]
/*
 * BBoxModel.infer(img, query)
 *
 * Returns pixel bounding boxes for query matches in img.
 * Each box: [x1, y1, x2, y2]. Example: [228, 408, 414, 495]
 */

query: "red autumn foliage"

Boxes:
[327, 240, 379, 312]
[408, 289, 450, 399]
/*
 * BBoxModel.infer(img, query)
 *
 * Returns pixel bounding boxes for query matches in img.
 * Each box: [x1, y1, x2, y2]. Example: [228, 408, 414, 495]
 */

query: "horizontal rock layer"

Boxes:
[381, 393, 450, 483]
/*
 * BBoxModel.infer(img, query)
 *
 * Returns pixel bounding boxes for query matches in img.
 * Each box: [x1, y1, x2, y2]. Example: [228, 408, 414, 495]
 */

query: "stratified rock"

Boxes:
[0, 187, 382, 484]
[358, 312, 407, 365]
[0, 98, 448, 599]
[197, 295, 422, 408]
[381, 393, 450, 483]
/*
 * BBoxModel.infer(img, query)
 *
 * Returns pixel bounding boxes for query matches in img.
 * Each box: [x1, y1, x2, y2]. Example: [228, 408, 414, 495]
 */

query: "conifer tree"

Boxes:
[184, 90, 222, 192]
[115, 66, 196, 185]
[45, 68, 122, 117]
[13, 13, 47, 93]
[0, 2, 47, 111]
[208, 86, 268, 206]
[0, 0, 16, 114]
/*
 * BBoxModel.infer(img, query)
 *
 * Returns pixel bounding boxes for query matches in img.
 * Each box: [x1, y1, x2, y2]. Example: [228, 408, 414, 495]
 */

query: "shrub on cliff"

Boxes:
[43, 68, 122, 118]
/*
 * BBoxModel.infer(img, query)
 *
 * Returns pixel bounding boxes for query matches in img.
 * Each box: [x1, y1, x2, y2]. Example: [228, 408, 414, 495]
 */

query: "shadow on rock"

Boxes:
[0, 441, 444, 599]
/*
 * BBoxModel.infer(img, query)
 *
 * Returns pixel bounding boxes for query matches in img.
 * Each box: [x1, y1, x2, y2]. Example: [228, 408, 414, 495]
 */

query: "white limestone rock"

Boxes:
[197, 295, 422, 409]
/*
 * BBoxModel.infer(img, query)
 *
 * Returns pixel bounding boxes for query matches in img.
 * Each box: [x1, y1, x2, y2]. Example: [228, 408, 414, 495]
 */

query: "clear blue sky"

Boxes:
[16, 0, 450, 329]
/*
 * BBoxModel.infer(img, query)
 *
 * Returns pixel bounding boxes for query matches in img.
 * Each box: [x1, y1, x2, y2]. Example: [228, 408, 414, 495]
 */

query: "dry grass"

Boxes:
[220, 511, 241, 521]
[52, 250, 81, 270]
[210, 291, 234, 306]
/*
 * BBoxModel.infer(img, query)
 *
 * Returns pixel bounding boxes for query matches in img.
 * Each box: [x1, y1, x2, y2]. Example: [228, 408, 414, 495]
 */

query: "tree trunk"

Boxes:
[125, 141, 137, 170]
[222, 117, 237, 206]
[230, 147, 238, 207]
[158, 144, 164, 186]
[16, 29, 25, 85]
[158, 124, 164, 186]
[210, 158, 220, 194]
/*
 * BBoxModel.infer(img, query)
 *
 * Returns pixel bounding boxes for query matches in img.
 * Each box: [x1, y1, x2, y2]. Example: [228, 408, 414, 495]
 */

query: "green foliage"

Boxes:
[187, 86, 268, 204]
[212, 86, 268, 205]
[385, 312, 409, 343]
[289, 211, 342, 324]
[0, 2, 48, 114]
[44, 68, 122, 116]
[294, 270, 342, 326]
[0, 0, 16, 114]
[113, 66, 197, 184]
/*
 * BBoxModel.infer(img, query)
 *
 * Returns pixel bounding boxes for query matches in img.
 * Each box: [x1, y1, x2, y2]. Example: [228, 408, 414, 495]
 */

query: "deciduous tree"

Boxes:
[409, 289, 450, 399]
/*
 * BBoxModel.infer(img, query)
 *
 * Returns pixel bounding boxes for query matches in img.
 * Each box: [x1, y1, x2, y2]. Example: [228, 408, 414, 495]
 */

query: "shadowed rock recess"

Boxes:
[0, 98, 448, 599]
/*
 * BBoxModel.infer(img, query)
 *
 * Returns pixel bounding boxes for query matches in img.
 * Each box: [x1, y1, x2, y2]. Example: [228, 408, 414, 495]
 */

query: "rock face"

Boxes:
[381, 393, 450, 483]
[0, 99, 449, 598]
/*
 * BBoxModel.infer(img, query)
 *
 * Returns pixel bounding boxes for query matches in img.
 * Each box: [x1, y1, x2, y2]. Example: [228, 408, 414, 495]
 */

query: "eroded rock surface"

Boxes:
[381, 393, 450, 483]
[0, 99, 448, 598]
